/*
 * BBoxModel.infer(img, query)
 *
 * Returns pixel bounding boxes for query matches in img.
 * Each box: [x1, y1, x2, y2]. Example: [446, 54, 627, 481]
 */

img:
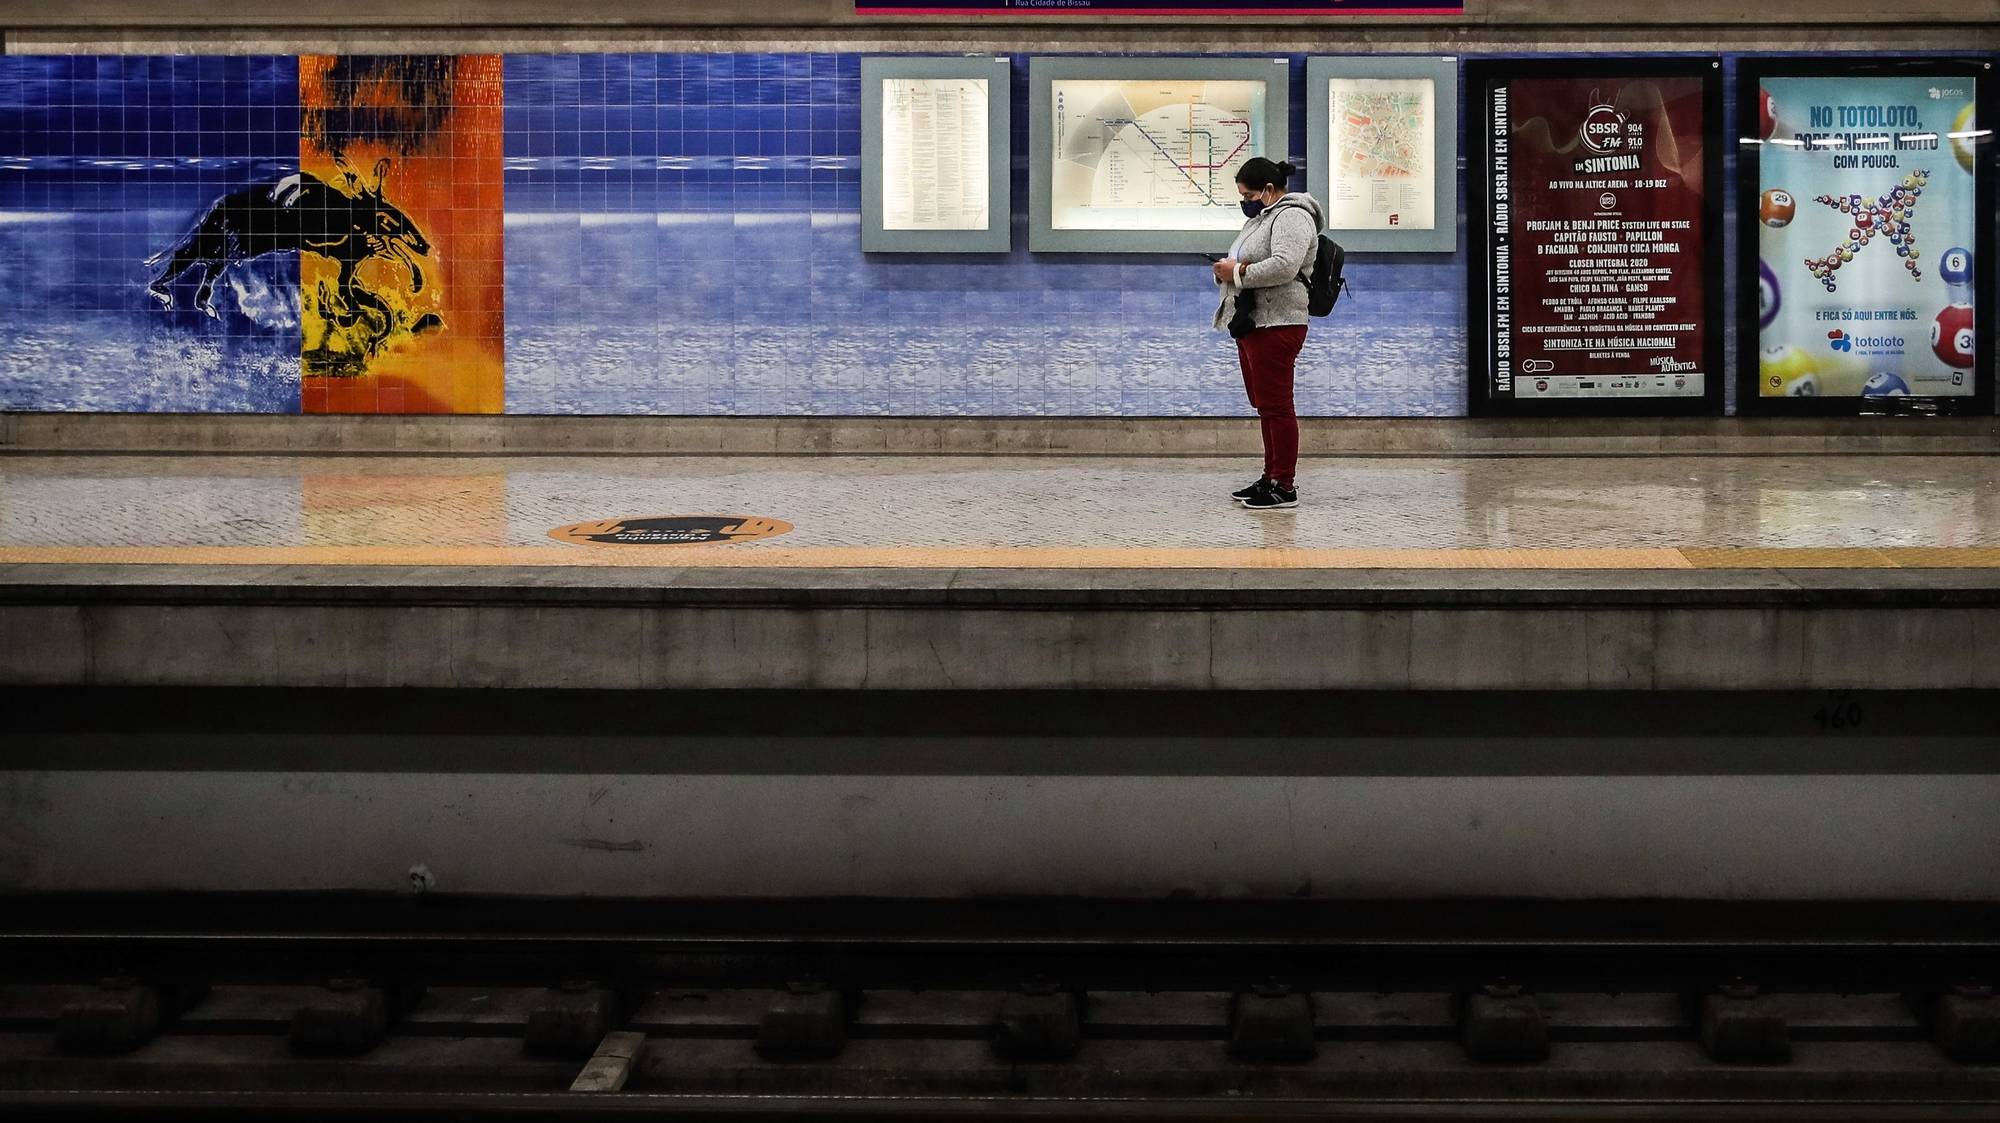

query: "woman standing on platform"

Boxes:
[1212, 157, 1323, 511]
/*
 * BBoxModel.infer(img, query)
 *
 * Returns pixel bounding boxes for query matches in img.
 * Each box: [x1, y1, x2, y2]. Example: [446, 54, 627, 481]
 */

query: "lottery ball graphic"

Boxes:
[1931, 304, 1974, 369]
[1758, 260, 1781, 328]
[1952, 103, 1976, 174]
[1938, 246, 1973, 289]
[1759, 189, 1796, 227]
[1758, 88, 1778, 140]
[1861, 371, 1910, 397]
[1760, 344, 1819, 396]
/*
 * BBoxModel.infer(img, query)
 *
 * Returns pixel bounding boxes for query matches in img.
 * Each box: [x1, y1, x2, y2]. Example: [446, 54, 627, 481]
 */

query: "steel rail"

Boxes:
[5, 1090, 2000, 1121]
[3, 929, 1995, 993]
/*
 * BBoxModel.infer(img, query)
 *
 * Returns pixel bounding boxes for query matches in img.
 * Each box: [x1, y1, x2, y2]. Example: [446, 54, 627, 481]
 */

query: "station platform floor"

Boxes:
[5, 450, 1999, 693]
[1, 451, 1999, 571]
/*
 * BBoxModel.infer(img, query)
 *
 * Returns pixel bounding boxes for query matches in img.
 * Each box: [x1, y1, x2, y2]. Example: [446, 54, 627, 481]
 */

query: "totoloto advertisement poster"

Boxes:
[1468, 59, 1723, 417]
[1747, 65, 1985, 409]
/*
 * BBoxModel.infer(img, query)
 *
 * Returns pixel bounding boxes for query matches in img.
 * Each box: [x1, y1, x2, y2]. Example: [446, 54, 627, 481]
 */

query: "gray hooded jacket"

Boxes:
[1212, 191, 1325, 332]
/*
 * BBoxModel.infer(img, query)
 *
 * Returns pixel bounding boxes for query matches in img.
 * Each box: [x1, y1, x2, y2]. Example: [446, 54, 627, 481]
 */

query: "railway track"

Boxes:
[1, 898, 1997, 1118]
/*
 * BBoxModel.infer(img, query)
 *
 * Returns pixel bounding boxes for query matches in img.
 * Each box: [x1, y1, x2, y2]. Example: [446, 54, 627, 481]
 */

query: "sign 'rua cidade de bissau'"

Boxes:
[857, 1, 1463, 14]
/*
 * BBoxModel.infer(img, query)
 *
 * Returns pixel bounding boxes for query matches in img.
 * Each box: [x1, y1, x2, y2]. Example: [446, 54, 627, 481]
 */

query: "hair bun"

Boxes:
[1276, 161, 1297, 179]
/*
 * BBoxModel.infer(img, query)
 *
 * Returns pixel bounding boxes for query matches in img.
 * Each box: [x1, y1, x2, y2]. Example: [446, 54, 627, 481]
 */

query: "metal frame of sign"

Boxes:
[1735, 56, 1993, 417]
[861, 56, 1013, 253]
[1466, 57, 1726, 418]
[1305, 55, 1458, 254]
[1028, 56, 1290, 254]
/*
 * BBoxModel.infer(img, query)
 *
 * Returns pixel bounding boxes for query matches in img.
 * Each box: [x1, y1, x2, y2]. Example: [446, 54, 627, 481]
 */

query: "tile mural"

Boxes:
[298, 54, 505, 414]
[0, 55, 301, 413]
[0, 52, 1468, 417]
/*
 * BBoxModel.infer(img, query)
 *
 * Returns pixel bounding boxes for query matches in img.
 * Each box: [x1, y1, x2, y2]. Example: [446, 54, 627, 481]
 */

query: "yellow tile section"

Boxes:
[1, 544, 1998, 569]
[1677, 548, 1902, 569]
[1880, 548, 2000, 569]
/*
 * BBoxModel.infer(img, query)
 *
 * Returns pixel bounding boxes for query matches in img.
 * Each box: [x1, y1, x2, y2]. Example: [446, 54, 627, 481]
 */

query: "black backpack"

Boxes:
[1305, 233, 1347, 317]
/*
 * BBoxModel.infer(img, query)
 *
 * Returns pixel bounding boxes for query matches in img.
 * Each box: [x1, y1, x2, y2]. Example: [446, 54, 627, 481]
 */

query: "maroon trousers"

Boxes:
[1236, 324, 1307, 488]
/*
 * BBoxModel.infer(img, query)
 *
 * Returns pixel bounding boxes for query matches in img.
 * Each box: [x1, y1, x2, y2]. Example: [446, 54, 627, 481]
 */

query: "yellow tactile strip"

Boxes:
[1678, 548, 1903, 569]
[2, 545, 2000, 569]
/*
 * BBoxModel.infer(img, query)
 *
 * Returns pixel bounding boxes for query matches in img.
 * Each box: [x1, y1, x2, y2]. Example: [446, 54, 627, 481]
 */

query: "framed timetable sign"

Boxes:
[861, 56, 1012, 253]
[1467, 58, 1725, 417]
[1306, 55, 1458, 253]
[1738, 56, 1992, 416]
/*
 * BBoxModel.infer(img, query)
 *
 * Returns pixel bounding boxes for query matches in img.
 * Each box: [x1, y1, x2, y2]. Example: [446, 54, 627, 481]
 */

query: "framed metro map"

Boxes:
[1028, 57, 1290, 254]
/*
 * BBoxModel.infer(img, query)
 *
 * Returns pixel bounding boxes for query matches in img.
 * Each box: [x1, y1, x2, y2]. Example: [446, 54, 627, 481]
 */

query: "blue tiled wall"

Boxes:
[5, 50, 1978, 419]
[0, 55, 302, 413]
[501, 53, 1467, 417]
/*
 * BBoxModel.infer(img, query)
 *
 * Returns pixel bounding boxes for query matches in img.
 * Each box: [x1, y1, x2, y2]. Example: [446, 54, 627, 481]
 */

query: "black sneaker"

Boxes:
[1231, 477, 1270, 503]
[1240, 480, 1298, 510]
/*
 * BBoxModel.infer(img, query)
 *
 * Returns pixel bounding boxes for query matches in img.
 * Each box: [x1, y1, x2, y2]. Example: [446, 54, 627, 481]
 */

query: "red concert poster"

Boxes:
[1471, 61, 1722, 412]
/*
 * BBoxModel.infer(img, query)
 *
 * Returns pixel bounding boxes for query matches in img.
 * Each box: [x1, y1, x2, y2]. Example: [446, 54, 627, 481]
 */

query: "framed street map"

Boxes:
[1306, 56, 1458, 254]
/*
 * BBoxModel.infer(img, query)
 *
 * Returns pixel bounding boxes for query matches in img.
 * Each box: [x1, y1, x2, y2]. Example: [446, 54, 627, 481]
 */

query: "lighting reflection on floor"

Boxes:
[0, 454, 1993, 568]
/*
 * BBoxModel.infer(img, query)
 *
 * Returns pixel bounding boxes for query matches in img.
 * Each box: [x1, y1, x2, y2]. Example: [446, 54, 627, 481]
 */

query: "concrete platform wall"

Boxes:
[12, 16, 1990, 75]
[7, 565, 1997, 901]
[6, 770, 1996, 900]
[7, 571, 2000, 692]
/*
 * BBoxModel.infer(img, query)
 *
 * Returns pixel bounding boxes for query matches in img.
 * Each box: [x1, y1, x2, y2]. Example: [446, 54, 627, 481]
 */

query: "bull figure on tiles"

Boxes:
[146, 157, 440, 354]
